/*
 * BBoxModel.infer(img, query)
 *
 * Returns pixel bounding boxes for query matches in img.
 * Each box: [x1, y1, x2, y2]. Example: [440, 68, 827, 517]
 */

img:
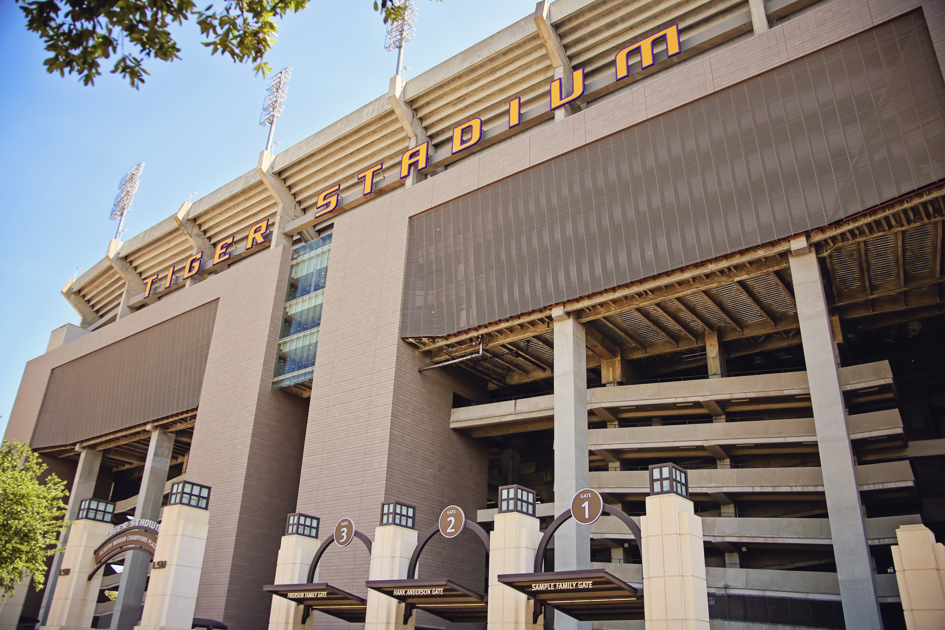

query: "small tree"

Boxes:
[0, 440, 69, 601]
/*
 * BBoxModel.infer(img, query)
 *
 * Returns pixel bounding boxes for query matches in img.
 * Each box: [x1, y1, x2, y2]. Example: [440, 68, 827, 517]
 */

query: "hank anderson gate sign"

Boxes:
[93, 519, 160, 565]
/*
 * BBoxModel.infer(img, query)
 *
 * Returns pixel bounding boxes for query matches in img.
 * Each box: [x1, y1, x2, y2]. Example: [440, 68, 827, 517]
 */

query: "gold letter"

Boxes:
[550, 68, 585, 111]
[143, 273, 159, 298]
[509, 97, 521, 128]
[182, 252, 203, 280]
[451, 118, 482, 155]
[213, 236, 235, 266]
[315, 184, 340, 218]
[400, 143, 430, 179]
[615, 24, 680, 81]
[246, 219, 269, 250]
[357, 164, 384, 196]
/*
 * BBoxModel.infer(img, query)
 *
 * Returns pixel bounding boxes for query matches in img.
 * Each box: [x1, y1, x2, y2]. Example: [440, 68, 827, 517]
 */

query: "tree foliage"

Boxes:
[0, 441, 69, 601]
[14, 0, 438, 89]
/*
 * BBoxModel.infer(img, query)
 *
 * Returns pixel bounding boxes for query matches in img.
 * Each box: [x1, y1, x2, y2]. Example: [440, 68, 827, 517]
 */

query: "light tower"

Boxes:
[109, 162, 145, 240]
[384, 0, 418, 78]
[260, 67, 292, 152]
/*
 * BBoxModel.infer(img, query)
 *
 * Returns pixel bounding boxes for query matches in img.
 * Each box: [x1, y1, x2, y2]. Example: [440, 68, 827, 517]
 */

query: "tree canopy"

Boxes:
[14, 0, 434, 88]
[0, 440, 69, 600]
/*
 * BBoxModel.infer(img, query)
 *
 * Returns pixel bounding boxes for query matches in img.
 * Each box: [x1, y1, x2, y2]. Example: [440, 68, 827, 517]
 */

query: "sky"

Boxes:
[0, 0, 534, 439]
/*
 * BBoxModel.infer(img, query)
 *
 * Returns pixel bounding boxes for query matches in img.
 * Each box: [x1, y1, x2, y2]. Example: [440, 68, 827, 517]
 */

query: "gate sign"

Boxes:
[571, 489, 603, 525]
[334, 518, 356, 547]
[93, 520, 159, 564]
[438, 506, 465, 539]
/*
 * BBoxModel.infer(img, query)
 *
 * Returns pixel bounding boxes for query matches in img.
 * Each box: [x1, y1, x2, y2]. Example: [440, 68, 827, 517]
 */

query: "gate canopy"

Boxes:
[366, 579, 487, 623]
[263, 583, 366, 623]
[498, 569, 643, 621]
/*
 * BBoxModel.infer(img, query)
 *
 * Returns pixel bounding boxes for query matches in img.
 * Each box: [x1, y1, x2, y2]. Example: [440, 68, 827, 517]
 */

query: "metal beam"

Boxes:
[651, 303, 696, 342]
[632, 308, 678, 347]
[698, 291, 742, 333]
[584, 324, 619, 359]
[732, 280, 774, 326]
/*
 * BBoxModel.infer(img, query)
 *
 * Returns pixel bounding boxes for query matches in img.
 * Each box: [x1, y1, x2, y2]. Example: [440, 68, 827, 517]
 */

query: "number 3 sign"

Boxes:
[571, 488, 604, 525]
[438, 505, 465, 538]
[334, 518, 355, 547]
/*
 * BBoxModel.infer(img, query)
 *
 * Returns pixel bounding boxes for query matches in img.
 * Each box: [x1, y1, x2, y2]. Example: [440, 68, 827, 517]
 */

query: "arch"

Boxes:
[87, 546, 153, 581]
[406, 521, 490, 580]
[533, 504, 642, 573]
[306, 530, 373, 583]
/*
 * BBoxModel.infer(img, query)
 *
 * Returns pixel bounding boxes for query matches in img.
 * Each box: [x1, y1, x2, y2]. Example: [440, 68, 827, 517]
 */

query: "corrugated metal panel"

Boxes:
[402, 12, 945, 337]
[31, 303, 218, 448]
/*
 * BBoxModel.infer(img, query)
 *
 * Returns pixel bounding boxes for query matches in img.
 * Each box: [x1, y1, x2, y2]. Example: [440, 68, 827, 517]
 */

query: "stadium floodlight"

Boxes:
[384, 0, 418, 78]
[109, 162, 145, 240]
[259, 67, 292, 152]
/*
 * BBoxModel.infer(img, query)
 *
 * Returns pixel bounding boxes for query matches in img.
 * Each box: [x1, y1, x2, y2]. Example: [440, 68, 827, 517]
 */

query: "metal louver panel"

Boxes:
[402, 13, 945, 338]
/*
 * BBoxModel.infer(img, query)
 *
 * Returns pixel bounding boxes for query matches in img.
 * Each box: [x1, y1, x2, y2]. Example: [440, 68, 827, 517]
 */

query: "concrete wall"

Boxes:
[5, 246, 308, 630]
[293, 180, 489, 628]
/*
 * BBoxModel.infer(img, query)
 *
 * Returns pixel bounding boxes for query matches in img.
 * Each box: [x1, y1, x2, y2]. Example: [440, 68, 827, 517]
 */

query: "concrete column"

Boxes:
[364, 525, 418, 630]
[551, 307, 590, 630]
[790, 241, 883, 629]
[41, 518, 113, 630]
[112, 428, 175, 630]
[640, 493, 709, 629]
[705, 331, 726, 378]
[749, 0, 768, 34]
[37, 448, 103, 627]
[488, 511, 542, 630]
[135, 500, 211, 630]
[0, 578, 31, 630]
[891, 524, 945, 630]
[267, 534, 322, 630]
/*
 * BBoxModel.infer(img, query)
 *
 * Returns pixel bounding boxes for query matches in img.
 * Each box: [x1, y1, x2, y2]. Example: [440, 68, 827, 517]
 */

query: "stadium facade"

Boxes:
[5, 0, 945, 628]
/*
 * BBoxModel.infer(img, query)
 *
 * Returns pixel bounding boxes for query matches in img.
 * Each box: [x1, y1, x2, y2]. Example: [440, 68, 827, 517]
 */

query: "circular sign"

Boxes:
[438, 505, 465, 539]
[334, 518, 356, 547]
[571, 488, 604, 525]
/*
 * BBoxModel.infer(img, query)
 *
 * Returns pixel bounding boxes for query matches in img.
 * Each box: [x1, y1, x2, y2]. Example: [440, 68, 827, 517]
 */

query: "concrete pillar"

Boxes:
[749, 0, 768, 34]
[488, 511, 542, 630]
[705, 331, 726, 378]
[37, 448, 103, 627]
[724, 552, 740, 569]
[551, 307, 590, 630]
[267, 534, 322, 630]
[891, 524, 945, 630]
[364, 525, 418, 630]
[113, 428, 175, 630]
[789, 241, 883, 629]
[640, 493, 710, 630]
[135, 497, 211, 630]
[41, 517, 113, 630]
[0, 578, 31, 630]
[830, 314, 845, 367]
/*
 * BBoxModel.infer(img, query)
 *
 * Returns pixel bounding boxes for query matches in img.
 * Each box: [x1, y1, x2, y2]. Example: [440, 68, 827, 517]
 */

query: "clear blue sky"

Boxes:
[0, 0, 533, 439]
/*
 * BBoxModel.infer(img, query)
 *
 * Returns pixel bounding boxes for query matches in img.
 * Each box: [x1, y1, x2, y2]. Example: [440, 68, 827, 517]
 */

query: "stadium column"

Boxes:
[112, 427, 175, 630]
[36, 447, 103, 627]
[551, 306, 590, 630]
[789, 236, 883, 629]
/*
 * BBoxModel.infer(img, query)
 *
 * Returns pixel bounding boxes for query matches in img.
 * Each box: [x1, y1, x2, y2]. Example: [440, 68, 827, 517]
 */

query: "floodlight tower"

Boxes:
[109, 162, 145, 240]
[260, 67, 292, 152]
[384, 0, 418, 78]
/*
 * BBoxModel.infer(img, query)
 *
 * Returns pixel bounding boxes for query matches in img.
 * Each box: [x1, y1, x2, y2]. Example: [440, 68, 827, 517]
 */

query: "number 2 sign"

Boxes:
[438, 505, 465, 539]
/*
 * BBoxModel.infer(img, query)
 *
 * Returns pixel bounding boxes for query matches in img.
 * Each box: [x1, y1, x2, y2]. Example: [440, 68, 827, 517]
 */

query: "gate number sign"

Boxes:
[334, 518, 355, 547]
[571, 488, 604, 525]
[439, 505, 465, 539]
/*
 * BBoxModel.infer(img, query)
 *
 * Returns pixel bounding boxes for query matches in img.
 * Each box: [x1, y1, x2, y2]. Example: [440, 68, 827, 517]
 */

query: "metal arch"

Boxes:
[306, 530, 373, 583]
[87, 546, 153, 581]
[533, 505, 641, 573]
[406, 521, 491, 580]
